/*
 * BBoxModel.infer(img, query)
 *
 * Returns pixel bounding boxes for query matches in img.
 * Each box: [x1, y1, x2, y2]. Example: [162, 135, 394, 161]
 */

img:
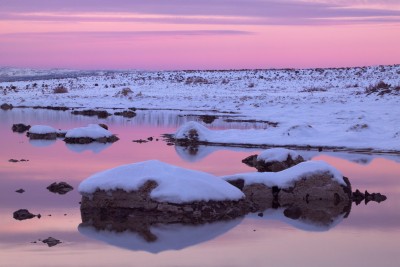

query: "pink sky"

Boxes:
[0, 0, 399, 70]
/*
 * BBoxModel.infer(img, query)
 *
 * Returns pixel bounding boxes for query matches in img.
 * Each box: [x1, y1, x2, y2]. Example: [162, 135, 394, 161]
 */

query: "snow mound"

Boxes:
[29, 125, 58, 134]
[223, 160, 345, 188]
[174, 121, 210, 141]
[257, 148, 301, 163]
[65, 124, 113, 138]
[78, 160, 244, 203]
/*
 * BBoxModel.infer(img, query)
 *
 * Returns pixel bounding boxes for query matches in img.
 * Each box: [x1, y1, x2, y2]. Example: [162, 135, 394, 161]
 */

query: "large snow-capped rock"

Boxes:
[79, 160, 246, 222]
[27, 125, 59, 140]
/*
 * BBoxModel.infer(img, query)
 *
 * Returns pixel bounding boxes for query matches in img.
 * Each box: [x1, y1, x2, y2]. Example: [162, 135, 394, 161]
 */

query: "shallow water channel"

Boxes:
[1, 108, 399, 267]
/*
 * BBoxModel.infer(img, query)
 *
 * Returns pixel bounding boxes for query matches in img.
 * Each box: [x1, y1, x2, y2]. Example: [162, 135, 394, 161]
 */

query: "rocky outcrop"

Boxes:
[27, 132, 57, 140]
[352, 189, 387, 205]
[47, 182, 74, 195]
[80, 181, 247, 224]
[64, 135, 119, 144]
[12, 123, 31, 133]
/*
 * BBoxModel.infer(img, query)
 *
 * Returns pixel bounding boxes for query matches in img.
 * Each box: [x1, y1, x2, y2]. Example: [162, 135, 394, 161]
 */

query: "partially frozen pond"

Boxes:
[1, 108, 399, 267]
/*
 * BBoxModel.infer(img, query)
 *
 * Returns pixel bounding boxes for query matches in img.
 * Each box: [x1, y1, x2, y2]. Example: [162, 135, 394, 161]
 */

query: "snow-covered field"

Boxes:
[1, 65, 399, 152]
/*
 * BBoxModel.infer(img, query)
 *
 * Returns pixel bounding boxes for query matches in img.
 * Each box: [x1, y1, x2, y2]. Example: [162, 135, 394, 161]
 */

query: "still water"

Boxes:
[0, 109, 399, 267]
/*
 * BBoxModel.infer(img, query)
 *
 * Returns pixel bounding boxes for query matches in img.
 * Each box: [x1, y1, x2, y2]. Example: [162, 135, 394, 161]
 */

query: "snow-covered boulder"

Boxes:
[79, 160, 246, 222]
[27, 125, 59, 140]
[223, 161, 352, 210]
[64, 124, 119, 144]
[242, 148, 305, 172]
[174, 121, 210, 144]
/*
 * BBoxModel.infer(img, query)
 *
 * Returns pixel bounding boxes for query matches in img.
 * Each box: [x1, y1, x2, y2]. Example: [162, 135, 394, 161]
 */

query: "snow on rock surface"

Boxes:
[78, 160, 244, 203]
[222, 160, 345, 188]
[28, 125, 58, 134]
[65, 124, 113, 138]
[257, 148, 301, 163]
[174, 121, 210, 141]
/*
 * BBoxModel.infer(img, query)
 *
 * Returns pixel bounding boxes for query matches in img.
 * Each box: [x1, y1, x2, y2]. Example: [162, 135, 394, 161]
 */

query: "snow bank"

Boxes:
[29, 125, 58, 134]
[78, 160, 244, 203]
[65, 124, 113, 138]
[222, 160, 345, 188]
[257, 148, 301, 162]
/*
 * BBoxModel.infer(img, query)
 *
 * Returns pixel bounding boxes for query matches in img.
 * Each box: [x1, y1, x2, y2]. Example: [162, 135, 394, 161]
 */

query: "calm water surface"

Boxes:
[0, 109, 399, 267]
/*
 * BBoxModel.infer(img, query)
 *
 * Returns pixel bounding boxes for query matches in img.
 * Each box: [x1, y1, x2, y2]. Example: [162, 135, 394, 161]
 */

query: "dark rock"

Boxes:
[71, 109, 111, 119]
[42, 237, 61, 247]
[283, 206, 302, 220]
[27, 132, 57, 140]
[226, 179, 245, 191]
[12, 123, 31, 133]
[13, 209, 37, 220]
[114, 110, 136, 118]
[98, 123, 108, 130]
[9, 159, 19, 163]
[365, 191, 387, 204]
[15, 188, 25, 193]
[132, 139, 149, 143]
[241, 155, 258, 167]
[64, 135, 119, 144]
[47, 182, 74, 195]
[199, 115, 217, 124]
[352, 189, 365, 205]
[1, 103, 13, 110]
[147, 137, 154, 141]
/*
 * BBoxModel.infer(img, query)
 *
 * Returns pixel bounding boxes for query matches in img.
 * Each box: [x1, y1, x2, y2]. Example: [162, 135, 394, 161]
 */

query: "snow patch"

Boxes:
[29, 125, 58, 134]
[257, 148, 301, 163]
[65, 124, 113, 138]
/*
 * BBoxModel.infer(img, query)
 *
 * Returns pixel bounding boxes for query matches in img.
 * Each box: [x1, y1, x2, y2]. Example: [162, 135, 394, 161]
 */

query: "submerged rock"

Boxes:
[12, 123, 31, 133]
[15, 188, 25, 193]
[47, 182, 74, 195]
[42, 237, 61, 247]
[114, 110, 136, 118]
[13, 209, 37, 220]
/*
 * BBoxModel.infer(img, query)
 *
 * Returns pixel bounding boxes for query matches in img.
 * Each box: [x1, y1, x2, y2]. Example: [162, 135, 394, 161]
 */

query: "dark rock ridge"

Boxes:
[114, 110, 136, 118]
[64, 135, 119, 144]
[42, 237, 61, 247]
[9, 159, 29, 163]
[47, 182, 74, 195]
[71, 109, 111, 119]
[12, 123, 31, 133]
[1, 103, 13, 110]
[241, 153, 305, 172]
[352, 189, 387, 205]
[13, 209, 39, 220]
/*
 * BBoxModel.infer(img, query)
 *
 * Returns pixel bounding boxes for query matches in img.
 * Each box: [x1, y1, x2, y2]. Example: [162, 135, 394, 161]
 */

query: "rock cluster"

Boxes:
[13, 209, 39, 220]
[64, 135, 119, 144]
[12, 123, 31, 133]
[71, 109, 111, 119]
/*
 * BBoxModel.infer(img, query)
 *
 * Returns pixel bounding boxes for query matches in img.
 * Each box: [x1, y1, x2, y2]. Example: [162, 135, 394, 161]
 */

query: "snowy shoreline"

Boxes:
[1, 65, 399, 152]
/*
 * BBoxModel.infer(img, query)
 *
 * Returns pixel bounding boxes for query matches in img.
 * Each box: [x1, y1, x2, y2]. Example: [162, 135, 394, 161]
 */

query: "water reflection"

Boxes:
[65, 143, 112, 154]
[79, 213, 242, 253]
[29, 139, 56, 147]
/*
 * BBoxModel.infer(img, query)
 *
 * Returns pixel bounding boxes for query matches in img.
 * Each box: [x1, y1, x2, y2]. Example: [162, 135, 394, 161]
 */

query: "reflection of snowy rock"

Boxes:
[78, 218, 241, 253]
[242, 148, 305, 172]
[251, 206, 346, 232]
[79, 160, 246, 222]
[27, 125, 58, 140]
[65, 142, 112, 153]
[64, 124, 119, 144]
[29, 139, 57, 147]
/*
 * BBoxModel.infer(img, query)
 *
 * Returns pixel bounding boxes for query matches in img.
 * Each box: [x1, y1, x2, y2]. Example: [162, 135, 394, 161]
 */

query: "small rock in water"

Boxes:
[8, 159, 19, 163]
[13, 209, 37, 220]
[12, 123, 31, 133]
[147, 137, 154, 141]
[42, 237, 61, 247]
[132, 139, 148, 143]
[15, 188, 25, 193]
[47, 182, 74, 195]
